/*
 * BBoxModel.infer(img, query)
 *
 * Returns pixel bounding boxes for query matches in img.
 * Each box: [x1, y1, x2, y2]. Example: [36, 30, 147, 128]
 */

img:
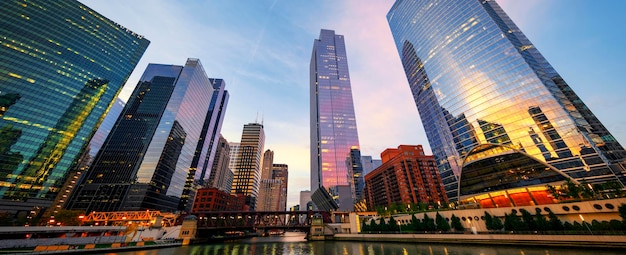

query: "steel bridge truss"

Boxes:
[193, 211, 331, 230]
[81, 211, 177, 227]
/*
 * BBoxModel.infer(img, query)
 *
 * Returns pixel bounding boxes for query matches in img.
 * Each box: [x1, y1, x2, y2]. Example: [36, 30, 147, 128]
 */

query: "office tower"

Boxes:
[68, 58, 214, 212]
[206, 135, 234, 193]
[231, 123, 265, 210]
[0, 0, 148, 215]
[87, 98, 126, 161]
[179, 78, 229, 211]
[310, 29, 361, 211]
[261, 150, 274, 180]
[228, 142, 241, 172]
[361, 156, 382, 177]
[272, 164, 289, 212]
[348, 149, 364, 201]
[258, 163, 289, 211]
[257, 149, 275, 211]
[257, 180, 281, 211]
[364, 145, 448, 210]
[387, 0, 626, 201]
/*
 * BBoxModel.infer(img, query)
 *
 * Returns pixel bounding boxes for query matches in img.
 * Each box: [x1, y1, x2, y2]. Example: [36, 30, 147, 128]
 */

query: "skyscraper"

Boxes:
[310, 29, 361, 211]
[257, 163, 289, 212]
[68, 58, 214, 212]
[0, 0, 148, 214]
[387, 0, 626, 200]
[179, 78, 229, 211]
[364, 145, 447, 210]
[231, 123, 265, 210]
[206, 135, 234, 193]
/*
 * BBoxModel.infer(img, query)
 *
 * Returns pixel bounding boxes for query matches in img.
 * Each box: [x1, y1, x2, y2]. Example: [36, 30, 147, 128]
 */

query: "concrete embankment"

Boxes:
[332, 233, 626, 249]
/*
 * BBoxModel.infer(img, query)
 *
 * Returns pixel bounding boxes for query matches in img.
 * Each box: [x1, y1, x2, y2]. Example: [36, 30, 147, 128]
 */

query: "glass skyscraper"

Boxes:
[310, 29, 361, 211]
[387, 0, 626, 201]
[179, 78, 229, 211]
[68, 59, 216, 212]
[0, 0, 148, 213]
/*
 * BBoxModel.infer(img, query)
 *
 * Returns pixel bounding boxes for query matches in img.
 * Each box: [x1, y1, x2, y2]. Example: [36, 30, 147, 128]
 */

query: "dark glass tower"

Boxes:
[387, 0, 626, 200]
[68, 59, 216, 212]
[310, 29, 361, 211]
[179, 78, 229, 212]
[0, 0, 148, 213]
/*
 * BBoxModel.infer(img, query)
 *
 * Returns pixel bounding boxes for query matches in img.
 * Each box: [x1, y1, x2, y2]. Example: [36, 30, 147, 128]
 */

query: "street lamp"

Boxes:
[397, 221, 402, 233]
[579, 214, 593, 235]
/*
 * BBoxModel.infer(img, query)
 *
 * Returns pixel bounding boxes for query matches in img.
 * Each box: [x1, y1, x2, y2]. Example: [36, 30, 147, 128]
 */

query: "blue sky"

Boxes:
[81, 0, 626, 208]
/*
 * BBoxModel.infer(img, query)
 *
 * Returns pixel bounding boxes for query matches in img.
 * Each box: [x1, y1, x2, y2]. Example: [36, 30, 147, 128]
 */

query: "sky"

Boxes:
[81, 0, 626, 209]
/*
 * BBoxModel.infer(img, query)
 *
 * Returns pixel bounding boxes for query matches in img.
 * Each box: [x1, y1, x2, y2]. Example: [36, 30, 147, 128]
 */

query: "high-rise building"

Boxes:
[364, 145, 448, 210]
[206, 135, 234, 193]
[228, 142, 241, 172]
[261, 150, 274, 180]
[310, 29, 361, 211]
[231, 123, 265, 210]
[272, 164, 289, 212]
[361, 156, 382, 177]
[0, 0, 148, 215]
[387, 0, 626, 201]
[257, 149, 275, 211]
[179, 78, 229, 211]
[87, 98, 126, 162]
[67, 58, 214, 212]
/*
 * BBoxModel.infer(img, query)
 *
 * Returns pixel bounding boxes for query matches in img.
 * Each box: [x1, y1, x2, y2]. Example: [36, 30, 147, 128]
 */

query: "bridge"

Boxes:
[192, 211, 332, 237]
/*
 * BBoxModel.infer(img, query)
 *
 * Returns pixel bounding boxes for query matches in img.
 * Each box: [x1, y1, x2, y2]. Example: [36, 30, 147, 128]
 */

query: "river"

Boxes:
[109, 232, 624, 255]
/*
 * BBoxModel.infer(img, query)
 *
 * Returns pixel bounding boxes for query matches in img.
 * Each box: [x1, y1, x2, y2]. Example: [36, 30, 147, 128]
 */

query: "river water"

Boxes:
[110, 232, 624, 255]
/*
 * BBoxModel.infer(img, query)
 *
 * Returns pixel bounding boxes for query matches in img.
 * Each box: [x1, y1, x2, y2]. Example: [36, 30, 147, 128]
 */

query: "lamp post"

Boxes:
[579, 214, 593, 235]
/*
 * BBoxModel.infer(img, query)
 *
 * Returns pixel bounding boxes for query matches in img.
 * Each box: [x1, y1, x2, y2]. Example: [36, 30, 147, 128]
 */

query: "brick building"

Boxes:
[364, 145, 448, 210]
[191, 187, 247, 213]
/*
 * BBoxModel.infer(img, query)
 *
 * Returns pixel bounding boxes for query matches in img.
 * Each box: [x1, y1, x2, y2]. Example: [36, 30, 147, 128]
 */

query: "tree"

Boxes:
[369, 219, 378, 232]
[504, 210, 525, 231]
[450, 214, 464, 231]
[388, 216, 399, 232]
[378, 217, 388, 232]
[520, 209, 536, 231]
[423, 214, 436, 232]
[548, 211, 563, 231]
[435, 212, 450, 232]
[619, 204, 626, 221]
[491, 215, 503, 231]
[534, 211, 548, 231]
[484, 212, 494, 230]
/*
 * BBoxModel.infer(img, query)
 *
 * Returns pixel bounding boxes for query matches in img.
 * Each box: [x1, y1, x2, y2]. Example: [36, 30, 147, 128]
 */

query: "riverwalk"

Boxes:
[332, 233, 626, 249]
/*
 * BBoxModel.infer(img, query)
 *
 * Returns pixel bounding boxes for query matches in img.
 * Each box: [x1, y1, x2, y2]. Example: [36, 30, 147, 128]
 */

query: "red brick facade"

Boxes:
[191, 187, 248, 213]
[364, 145, 448, 210]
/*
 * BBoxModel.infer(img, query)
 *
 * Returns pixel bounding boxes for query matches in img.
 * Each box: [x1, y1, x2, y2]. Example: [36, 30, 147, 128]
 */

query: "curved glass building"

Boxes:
[0, 0, 148, 211]
[387, 0, 626, 201]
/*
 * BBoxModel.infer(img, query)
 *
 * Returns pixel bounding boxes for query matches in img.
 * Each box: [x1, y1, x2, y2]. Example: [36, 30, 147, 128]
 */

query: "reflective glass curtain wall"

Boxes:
[310, 29, 361, 211]
[68, 59, 214, 212]
[387, 0, 626, 200]
[0, 0, 148, 209]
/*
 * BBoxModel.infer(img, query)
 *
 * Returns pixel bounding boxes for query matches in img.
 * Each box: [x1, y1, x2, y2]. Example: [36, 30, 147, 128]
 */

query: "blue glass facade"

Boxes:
[68, 59, 215, 212]
[388, 0, 626, 200]
[0, 0, 148, 210]
[179, 78, 229, 211]
[310, 29, 361, 211]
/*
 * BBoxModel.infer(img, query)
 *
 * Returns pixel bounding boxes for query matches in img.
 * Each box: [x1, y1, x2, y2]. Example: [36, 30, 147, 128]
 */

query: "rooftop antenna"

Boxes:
[255, 112, 259, 124]
[261, 112, 264, 126]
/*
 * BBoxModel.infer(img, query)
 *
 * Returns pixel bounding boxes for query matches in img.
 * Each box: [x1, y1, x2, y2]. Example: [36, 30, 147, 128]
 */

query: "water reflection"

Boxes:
[111, 233, 623, 255]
